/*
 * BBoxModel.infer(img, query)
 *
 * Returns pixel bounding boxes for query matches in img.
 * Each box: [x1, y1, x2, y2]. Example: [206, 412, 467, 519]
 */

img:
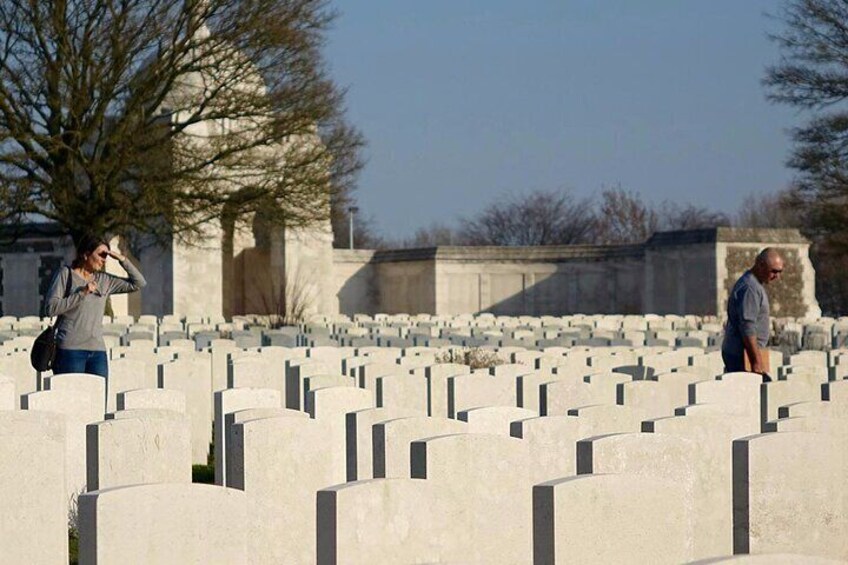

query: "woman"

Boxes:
[45, 233, 147, 377]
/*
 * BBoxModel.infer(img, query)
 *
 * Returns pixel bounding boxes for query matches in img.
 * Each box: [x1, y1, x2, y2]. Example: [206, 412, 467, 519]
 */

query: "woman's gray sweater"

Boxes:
[45, 259, 147, 351]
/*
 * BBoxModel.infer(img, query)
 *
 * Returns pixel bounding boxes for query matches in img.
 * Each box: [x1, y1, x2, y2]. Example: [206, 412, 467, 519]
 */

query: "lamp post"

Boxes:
[347, 206, 359, 250]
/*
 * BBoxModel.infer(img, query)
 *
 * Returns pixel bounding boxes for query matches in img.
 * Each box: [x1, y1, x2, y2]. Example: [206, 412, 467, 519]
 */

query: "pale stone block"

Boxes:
[510, 415, 581, 483]
[447, 372, 515, 418]
[425, 363, 471, 417]
[115, 350, 160, 384]
[588, 352, 637, 372]
[0, 352, 37, 408]
[674, 403, 761, 438]
[513, 350, 544, 366]
[641, 351, 689, 374]
[566, 404, 648, 434]
[396, 354, 436, 370]
[307, 346, 353, 374]
[0, 374, 15, 410]
[160, 357, 213, 465]
[228, 356, 284, 401]
[285, 358, 331, 409]
[690, 350, 726, 371]
[151, 346, 181, 360]
[541, 372, 631, 416]
[823, 379, 848, 404]
[534, 474, 690, 564]
[359, 346, 402, 360]
[733, 432, 848, 559]
[515, 370, 561, 413]
[340, 355, 371, 377]
[357, 361, 404, 399]
[79, 483, 247, 564]
[107, 357, 155, 414]
[779, 364, 829, 381]
[458, 405, 537, 436]
[762, 379, 821, 423]
[0, 410, 67, 564]
[228, 416, 335, 564]
[25, 374, 106, 500]
[372, 416, 468, 479]
[303, 374, 355, 408]
[411, 433, 532, 564]
[167, 338, 195, 350]
[696, 554, 847, 564]
[372, 373, 426, 415]
[765, 415, 848, 434]
[539, 350, 579, 366]
[779, 400, 848, 421]
[576, 432, 697, 561]
[617, 372, 703, 418]
[674, 363, 722, 380]
[616, 379, 680, 419]
[789, 350, 828, 368]
[345, 407, 417, 481]
[317, 479, 451, 565]
[307, 385, 373, 484]
[229, 406, 308, 426]
[108, 408, 184, 421]
[214, 387, 281, 486]
[689, 372, 762, 432]
[86, 412, 191, 490]
[489, 362, 535, 378]
[209, 341, 238, 393]
[117, 388, 186, 413]
[644, 411, 750, 559]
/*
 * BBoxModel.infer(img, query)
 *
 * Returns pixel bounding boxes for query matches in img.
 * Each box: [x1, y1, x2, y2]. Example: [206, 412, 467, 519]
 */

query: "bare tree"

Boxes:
[0, 0, 363, 243]
[394, 222, 460, 248]
[734, 188, 804, 228]
[655, 201, 730, 231]
[764, 0, 848, 251]
[594, 187, 657, 244]
[459, 189, 596, 246]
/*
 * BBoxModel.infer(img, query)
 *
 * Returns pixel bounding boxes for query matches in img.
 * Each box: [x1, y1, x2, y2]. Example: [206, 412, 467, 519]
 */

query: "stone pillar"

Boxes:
[2, 254, 41, 316]
[172, 220, 224, 317]
[278, 218, 337, 317]
[716, 228, 821, 320]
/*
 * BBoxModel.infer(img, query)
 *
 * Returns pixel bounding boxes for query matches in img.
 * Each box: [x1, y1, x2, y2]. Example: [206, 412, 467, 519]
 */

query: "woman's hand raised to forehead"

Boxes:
[107, 249, 126, 262]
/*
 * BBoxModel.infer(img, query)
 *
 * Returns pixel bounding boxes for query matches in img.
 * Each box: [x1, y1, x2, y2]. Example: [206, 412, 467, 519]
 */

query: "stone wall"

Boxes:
[332, 228, 821, 319]
[0, 225, 821, 319]
[0, 225, 73, 317]
[715, 229, 819, 319]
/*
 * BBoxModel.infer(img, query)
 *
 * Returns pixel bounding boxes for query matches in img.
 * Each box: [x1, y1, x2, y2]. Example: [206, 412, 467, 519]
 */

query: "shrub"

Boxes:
[435, 347, 505, 369]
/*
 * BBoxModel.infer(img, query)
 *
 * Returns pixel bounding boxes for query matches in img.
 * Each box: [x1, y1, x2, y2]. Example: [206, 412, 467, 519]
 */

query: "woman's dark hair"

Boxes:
[71, 233, 110, 269]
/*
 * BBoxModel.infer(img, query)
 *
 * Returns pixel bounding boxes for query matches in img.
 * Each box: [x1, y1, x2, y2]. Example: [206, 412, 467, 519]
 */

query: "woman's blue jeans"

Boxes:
[54, 348, 109, 378]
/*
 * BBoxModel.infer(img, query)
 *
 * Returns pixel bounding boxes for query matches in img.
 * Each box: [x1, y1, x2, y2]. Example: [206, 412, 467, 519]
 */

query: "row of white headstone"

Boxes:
[1, 332, 847, 563]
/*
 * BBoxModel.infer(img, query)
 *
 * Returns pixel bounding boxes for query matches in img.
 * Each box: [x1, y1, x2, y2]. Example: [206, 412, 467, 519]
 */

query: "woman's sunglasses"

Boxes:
[97, 251, 109, 259]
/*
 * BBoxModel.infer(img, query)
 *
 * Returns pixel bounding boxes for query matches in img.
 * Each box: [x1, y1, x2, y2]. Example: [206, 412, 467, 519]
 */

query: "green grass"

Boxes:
[192, 464, 215, 484]
[69, 529, 79, 564]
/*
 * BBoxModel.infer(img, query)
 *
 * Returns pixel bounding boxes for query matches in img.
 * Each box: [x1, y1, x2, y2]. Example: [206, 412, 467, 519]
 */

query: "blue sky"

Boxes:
[325, 1, 803, 239]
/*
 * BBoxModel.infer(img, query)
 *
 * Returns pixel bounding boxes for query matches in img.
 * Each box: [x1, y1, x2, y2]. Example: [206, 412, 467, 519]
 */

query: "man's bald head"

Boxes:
[753, 247, 784, 285]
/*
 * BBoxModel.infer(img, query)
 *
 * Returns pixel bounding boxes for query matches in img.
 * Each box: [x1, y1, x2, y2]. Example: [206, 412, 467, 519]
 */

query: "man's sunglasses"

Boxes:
[770, 269, 783, 274]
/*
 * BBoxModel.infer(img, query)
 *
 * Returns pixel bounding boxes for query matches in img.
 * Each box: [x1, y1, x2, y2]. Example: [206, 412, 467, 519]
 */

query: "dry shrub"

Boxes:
[435, 347, 505, 369]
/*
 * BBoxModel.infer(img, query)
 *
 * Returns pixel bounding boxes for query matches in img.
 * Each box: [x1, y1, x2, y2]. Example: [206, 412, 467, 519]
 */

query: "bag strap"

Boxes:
[52, 266, 74, 328]
[64, 265, 73, 297]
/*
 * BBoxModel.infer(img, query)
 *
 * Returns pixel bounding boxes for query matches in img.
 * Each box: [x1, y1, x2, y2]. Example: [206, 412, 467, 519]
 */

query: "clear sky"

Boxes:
[325, 1, 803, 239]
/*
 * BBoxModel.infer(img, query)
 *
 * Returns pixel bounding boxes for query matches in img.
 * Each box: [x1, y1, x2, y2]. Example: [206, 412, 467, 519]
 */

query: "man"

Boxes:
[721, 248, 784, 381]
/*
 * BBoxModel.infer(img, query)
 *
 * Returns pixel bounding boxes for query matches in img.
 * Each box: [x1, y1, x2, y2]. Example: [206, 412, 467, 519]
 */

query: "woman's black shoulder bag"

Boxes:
[30, 266, 73, 372]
